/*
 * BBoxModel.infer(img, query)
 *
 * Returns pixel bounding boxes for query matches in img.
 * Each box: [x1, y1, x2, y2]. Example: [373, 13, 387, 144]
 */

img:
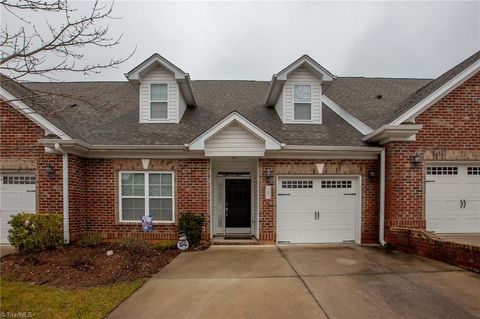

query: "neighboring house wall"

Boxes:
[139, 64, 181, 123]
[281, 67, 322, 123]
[80, 158, 210, 241]
[0, 102, 64, 213]
[258, 159, 380, 244]
[384, 73, 480, 236]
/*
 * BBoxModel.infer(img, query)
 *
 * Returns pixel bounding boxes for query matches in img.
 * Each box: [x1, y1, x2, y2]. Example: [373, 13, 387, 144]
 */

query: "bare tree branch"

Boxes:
[0, 0, 135, 80]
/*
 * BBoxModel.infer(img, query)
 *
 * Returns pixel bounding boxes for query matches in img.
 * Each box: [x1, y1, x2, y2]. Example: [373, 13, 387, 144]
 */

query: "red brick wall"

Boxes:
[80, 158, 210, 242]
[68, 155, 85, 241]
[384, 73, 480, 233]
[388, 227, 480, 273]
[259, 159, 380, 244]
[0, 102, 64, 214]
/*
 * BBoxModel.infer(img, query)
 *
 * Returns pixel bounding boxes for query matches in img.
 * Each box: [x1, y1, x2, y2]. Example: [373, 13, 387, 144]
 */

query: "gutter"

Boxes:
[282, 145, 384, 152]
[379, 149, 386, 246]
[54, 143, 69, 244]
[40, 139, 187, 150]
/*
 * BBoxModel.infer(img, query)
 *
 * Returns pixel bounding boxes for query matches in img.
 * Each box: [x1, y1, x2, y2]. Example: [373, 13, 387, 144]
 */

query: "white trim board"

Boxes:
[0, 87, 71, 140]
[322, 95, 373, 135]
[391, 60, 480, 125]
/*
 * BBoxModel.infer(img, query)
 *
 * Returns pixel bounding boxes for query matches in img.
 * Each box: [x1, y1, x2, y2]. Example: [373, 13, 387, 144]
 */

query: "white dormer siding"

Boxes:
[275, 67, 323, 124]
[139, 64, 184, 123]
[204, 123, 265, 157]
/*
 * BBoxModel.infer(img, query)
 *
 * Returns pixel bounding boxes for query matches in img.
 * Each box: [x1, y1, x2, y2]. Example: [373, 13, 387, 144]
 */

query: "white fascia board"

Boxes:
[0, 87, 72, 140]
[362, 124, 423, 144]
[125, 54, 186, 80]
[188, 112, 282, 151]
[322, 95, 373, 135]
[391, 60, 480, 125]
[276, 56, 334, 81]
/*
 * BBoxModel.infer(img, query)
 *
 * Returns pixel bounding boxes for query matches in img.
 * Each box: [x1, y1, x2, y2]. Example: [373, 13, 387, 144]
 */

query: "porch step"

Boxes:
[211, 236, 260, 245]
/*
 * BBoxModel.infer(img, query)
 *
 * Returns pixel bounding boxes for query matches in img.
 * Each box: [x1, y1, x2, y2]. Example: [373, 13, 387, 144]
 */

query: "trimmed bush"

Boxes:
[178, 212, 205, 248]
[153, 240, 177, 251]
[8, 213, 63, 253]
[120, 237, 152, 269]
[77, 233, 103, 247]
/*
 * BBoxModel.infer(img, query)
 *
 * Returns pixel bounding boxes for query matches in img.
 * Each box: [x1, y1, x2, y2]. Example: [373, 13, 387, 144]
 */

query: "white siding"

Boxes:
[178, 85, 187, 119]
[281, 67, 322, 124]
[139, 64, 187, 123]
[205, 123, 265, 157]
[274, 88, 284, 120]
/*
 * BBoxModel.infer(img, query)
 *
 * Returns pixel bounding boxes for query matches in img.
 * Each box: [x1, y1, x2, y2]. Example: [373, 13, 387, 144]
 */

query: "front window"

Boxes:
[294, 84, 312, 121]
[150, 83, 168, 119]
[119, 172, 174, 222]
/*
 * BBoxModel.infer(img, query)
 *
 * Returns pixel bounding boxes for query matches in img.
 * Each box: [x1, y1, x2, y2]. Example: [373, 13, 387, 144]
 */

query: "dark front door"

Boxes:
[225, 179, 251, 230]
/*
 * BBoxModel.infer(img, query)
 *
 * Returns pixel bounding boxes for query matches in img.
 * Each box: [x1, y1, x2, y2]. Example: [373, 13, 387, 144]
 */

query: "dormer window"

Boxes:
[150, 83, 168, 119]
[293, 84, 312, 121]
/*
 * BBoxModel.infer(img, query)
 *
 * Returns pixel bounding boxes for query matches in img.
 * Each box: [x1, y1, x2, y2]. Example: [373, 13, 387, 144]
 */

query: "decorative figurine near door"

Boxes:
[141, 215, 153, 232]
[177, 231, 189, 251]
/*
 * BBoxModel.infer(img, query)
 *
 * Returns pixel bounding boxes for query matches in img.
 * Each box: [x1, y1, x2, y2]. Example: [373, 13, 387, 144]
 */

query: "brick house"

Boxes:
[1, 52, 479, 253]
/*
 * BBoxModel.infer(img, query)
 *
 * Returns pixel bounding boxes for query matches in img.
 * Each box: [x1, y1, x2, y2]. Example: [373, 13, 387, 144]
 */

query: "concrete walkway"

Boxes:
[108, 245, 480, 319]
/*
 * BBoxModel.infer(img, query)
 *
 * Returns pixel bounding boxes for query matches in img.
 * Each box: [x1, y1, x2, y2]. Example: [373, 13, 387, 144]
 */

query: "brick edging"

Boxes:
[387, 227, 480, 273]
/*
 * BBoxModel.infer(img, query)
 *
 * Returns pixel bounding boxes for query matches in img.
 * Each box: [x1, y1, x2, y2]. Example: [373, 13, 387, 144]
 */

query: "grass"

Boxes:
[0, 279, 146, 319]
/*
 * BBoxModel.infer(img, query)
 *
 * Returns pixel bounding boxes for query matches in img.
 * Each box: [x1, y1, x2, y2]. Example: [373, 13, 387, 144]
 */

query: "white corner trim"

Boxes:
[188, 112, 282, 151]
[391, 59, 480, 125]
[322, 95, 373, 135]
[0, 87, 72, 140]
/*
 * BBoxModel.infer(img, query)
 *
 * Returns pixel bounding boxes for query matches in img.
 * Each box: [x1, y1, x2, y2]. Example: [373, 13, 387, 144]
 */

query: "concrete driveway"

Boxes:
[108, 245, 480, 319]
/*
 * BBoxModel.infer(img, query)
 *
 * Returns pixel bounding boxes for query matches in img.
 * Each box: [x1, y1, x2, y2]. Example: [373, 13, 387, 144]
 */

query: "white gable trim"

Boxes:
[126, 53, 186, 80]
[0, 87, 71, 140]
[188, 112, 283, 151]
[391, 59, 480, 125]
[322, 95, 373, 135]
[276, 55, 334, 81]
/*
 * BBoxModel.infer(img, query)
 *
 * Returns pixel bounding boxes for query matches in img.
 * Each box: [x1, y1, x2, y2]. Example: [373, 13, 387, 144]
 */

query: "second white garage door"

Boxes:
[426, 164, 480, 233]
[277, 177, 359, 243]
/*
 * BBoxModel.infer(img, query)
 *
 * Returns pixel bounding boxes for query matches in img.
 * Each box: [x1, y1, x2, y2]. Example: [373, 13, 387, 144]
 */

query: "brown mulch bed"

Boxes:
[0, 244, 180, 289]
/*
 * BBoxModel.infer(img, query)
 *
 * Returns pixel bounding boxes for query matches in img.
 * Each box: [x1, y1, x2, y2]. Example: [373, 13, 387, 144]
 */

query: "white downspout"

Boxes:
[55, 143, 69, 244]
[379, 149, 386, 246]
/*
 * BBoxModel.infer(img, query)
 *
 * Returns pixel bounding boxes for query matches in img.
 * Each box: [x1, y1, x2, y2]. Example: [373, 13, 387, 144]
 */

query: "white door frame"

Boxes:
[275, 174, 362, 244]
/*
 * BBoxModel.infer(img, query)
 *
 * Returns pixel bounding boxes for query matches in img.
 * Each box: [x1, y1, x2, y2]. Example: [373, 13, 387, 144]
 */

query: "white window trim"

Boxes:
[148, 82, 169, 120]
[292, 83, 313, 122]
[118, 171, 175, 224]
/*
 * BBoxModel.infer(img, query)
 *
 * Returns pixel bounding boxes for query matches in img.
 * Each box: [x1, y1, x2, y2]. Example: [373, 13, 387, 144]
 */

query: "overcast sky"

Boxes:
[2, 1, 479, 81]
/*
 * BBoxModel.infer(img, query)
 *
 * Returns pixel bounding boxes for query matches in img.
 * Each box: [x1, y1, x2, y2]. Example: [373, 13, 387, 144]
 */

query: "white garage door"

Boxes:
[426, 165, 480, 233]
[277, 177, 359, 243]
[0, 173, 36, 243]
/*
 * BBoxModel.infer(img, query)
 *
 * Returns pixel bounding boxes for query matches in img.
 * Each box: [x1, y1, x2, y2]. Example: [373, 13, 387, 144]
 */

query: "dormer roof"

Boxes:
[125, 53, 197, 106]
[265, 55, 334, 106]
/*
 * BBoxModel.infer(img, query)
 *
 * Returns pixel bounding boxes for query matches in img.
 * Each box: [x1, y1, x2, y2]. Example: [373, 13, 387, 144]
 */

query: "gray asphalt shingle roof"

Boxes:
[1, 50, 477, 147]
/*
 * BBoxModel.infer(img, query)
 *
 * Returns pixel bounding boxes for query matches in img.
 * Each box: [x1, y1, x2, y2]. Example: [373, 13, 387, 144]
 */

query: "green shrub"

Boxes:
[77, 233, 103, 247]
[178, 212, 205, 248]
[153, 240, 177, 251]
[8, 213, 63, 253]
[120, 237, 152, 269]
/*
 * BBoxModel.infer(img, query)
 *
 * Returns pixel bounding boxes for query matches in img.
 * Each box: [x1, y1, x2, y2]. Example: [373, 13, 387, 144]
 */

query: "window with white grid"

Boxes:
[2, 175, 36, 185]
[426, 166, 458, 175]
[321, 180, 352, 189]
[281, 180, 313, 189]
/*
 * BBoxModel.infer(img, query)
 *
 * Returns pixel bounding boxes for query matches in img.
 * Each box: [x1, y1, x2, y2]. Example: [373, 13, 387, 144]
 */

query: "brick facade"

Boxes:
[384, 73, 480, 237]
[80, 158, 210, 242]
[258, 159, 380, 244]
[0, 102, 64, 214]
